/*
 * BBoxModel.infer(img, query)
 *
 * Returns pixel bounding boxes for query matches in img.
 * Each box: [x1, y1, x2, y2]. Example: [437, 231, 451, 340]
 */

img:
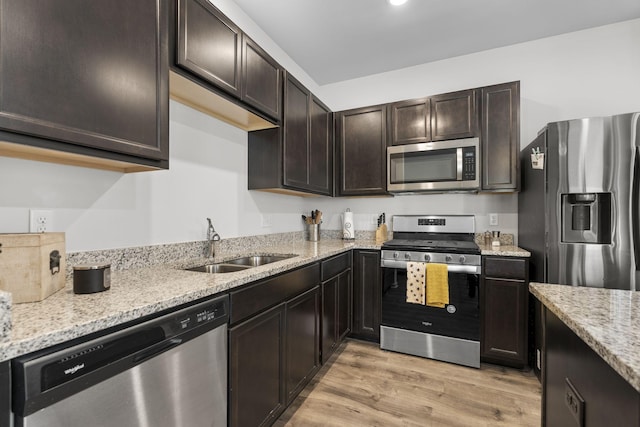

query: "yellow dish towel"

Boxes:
[426, 263, 449, 308]
[405, 262, 426, 305]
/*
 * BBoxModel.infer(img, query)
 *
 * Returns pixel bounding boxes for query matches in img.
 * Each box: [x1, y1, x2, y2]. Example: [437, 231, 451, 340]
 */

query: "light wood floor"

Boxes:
[275, 339, 541, 427]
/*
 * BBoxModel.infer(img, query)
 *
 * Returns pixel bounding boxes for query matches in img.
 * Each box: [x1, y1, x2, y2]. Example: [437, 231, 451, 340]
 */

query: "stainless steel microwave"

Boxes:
[387, 137, 480, 193]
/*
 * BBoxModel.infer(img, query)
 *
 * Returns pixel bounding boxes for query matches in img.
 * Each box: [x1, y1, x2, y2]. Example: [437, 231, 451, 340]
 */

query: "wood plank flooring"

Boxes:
[275, 340, 541, 427]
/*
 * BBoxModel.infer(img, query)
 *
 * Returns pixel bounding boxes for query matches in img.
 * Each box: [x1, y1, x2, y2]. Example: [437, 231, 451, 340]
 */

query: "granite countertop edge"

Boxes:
[0, 239, 380, 362]
[479, 244, 530, 257]
[530, 282, 640, 393]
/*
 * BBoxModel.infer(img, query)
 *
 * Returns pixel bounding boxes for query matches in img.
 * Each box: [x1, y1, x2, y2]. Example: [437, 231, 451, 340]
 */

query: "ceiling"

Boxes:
[231, 0, 640, 85]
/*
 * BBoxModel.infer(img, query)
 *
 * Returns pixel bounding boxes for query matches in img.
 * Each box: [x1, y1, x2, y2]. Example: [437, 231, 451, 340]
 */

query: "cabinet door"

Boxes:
[351, 250, 381, 341]
[177, 0, 241, 97]
[481, 278, 528, 366]
[283, 74, 311, 190]
[336, 106, 388, 196]
[431, 89, 479, 141]
[229, 304, 286, 427]
[308, 96, 333, 195]
[285, 286, 320, 404]
[481, 81, 520, 191]
[242, 35, 282, 122]
[0, 0, 168, 163]
[321, 277, 338, 364]
[389, 98, 430, 145]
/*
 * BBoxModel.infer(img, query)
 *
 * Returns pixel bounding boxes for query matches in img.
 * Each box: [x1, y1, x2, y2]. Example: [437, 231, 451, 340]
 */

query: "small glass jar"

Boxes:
[491, 231, 501, 248]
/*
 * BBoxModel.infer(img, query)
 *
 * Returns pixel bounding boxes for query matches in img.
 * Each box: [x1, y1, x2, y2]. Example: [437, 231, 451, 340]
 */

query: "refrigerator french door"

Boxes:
[519, 112, 640, 290]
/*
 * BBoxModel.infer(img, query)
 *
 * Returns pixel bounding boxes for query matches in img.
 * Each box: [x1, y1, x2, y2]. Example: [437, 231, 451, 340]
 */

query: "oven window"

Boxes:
[389, 149, 458, 184]
[382, 269, 479, 341]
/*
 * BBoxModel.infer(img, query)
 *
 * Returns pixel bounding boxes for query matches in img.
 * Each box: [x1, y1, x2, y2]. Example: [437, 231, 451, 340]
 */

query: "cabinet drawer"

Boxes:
[230, 263, 320, 324]
[483, 257, 527, 280]
[321, 252, 351, 281]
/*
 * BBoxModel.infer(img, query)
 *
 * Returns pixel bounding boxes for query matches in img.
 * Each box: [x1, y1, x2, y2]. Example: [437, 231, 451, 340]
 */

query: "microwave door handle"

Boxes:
[456, 147, 463, 180]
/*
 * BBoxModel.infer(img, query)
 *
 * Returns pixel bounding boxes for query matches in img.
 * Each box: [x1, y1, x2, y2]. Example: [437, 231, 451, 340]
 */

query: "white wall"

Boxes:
[0, 102, 306, 252]
[1, 16, 639, 251]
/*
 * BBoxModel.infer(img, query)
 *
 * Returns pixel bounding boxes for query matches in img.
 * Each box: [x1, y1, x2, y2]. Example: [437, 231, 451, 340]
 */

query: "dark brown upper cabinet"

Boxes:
[176, 0, 241, 97]
[389, 98, 431, 145]
[0, 0, 169, 172]
[242, 36, 282, 122]
[248, 72, 332, 196]
[431, 89, 479, 141]
[481, 81, 520, 191]
[335, 105, 388, 196]
[173, 0, 282, 127]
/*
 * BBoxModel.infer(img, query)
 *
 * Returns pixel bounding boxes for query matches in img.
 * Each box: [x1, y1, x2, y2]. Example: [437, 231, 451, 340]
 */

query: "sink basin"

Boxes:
[185, 254, 296, 274]
[186, 264, 251, 274]
[225, 255, 296, 267]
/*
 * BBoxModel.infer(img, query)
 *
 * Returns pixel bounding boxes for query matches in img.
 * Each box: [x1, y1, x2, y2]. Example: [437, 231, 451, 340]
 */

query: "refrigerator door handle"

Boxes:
[633, 146, 640, 271]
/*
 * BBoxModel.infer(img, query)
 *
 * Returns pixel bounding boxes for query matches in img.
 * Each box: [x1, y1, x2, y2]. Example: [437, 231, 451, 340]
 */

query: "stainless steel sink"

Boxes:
[186, 264, 251, 274]
[225, 255, 295, 267]
[185, 254, 296, 274]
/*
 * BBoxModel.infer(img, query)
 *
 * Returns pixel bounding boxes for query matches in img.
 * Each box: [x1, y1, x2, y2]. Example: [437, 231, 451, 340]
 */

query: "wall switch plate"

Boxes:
[30, 209, 53, 233]
[489, 213, 499, 226]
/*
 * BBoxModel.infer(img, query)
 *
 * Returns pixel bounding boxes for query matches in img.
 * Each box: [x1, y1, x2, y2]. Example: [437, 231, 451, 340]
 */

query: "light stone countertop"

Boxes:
[0, 239, 379, 362]
[0, 237, 531, 363]
[530, 282, 640, 393]
[479, 244, 531, 257]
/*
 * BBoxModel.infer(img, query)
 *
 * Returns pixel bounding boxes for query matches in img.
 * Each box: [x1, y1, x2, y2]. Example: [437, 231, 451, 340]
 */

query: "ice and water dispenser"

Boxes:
[561, 193, 612, 244]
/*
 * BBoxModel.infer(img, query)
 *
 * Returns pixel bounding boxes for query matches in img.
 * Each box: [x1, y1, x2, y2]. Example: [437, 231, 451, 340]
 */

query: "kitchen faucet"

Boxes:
[206, 218, 221, 258]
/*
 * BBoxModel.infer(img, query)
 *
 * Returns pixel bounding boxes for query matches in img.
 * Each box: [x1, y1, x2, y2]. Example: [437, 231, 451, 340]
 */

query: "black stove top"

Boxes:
[382, 238, 480, 254]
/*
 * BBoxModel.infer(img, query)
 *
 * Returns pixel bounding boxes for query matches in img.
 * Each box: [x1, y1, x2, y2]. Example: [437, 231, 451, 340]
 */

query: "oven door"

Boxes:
[380, 263, 481, 368]
[387, 138, 479, 193]
[381, 266, 480, 341]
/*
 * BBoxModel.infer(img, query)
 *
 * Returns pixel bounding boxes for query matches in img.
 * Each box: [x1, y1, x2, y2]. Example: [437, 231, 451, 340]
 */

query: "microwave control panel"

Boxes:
[462, 147, 476, 181]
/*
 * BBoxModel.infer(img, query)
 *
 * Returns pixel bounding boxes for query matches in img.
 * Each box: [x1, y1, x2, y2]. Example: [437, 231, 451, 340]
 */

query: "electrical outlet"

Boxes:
[29, 209, 53, 233]
[489, 213, 499, 226]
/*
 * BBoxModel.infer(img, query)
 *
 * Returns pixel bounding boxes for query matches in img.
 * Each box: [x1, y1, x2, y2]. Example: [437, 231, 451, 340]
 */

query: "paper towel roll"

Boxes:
[342, 210, 354, 240]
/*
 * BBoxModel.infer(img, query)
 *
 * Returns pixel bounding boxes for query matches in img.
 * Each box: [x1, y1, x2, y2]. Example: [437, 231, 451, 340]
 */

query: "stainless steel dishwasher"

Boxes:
[12, 294, 228, 427]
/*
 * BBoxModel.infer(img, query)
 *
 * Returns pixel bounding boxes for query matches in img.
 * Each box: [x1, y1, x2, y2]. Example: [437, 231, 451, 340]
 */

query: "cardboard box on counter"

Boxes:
[0, 233, 66, 303]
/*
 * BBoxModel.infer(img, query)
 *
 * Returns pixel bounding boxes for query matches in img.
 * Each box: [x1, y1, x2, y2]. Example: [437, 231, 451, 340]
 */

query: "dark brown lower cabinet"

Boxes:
[285, 286, 320, 404]
[544, 309, 640, 426]
[481, 256, 529, 368]
[228, 264, 320, 427]
[0, 361, 9, 427]
[321, 269, 352, 363]
[351, 250, 381, 342]
[229, 303, 286, 427]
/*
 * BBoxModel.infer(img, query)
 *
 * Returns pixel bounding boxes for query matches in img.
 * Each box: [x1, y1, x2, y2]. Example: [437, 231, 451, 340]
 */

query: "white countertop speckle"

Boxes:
[530, 282, 640, 393]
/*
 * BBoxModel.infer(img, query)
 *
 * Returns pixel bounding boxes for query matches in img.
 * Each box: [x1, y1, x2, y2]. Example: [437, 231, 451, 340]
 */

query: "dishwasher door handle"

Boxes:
[133, 338, 182, 363]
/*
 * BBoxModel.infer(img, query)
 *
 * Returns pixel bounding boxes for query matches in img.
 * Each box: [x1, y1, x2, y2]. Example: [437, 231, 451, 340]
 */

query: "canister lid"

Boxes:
[73, 263, 111, 271]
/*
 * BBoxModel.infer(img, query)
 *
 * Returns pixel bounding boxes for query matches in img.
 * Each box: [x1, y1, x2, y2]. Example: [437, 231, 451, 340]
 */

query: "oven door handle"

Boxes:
[381, 259, 481, 274]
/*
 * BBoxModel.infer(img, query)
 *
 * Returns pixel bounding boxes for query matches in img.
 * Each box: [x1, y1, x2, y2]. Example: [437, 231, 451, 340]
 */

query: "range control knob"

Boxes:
[459, 255, 466, 264]
[393, 252, 399, 259]
[445, 255, 453, 262]
[404, 252, 412, 260]
[423, 254, 431, 262]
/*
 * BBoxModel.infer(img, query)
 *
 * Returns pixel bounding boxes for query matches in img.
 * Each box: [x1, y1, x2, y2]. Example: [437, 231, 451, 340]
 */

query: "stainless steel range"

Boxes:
[380, 215, 481, 368]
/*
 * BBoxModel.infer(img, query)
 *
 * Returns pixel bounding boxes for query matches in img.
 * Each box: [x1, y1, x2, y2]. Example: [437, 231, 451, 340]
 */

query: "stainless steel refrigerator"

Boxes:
[519, 112, 640, 291]
[519, 112, 640, 377]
